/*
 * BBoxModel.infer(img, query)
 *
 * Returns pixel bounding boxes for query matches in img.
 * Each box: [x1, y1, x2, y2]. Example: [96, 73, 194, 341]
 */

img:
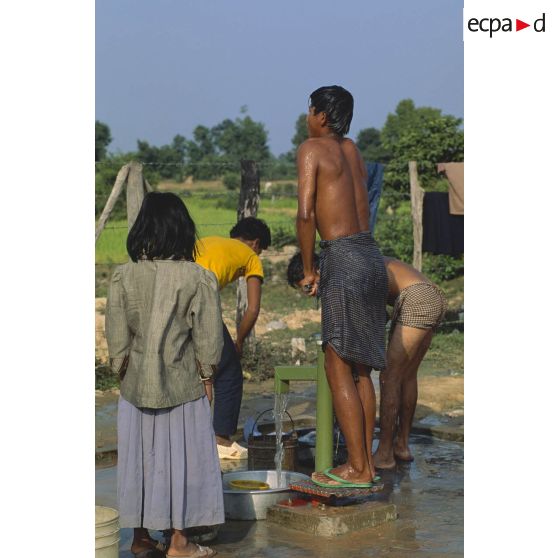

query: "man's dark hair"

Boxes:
[287, 252, 320, 288]
[127, 192, 198, 262]
[230, 217, 271, 250]
[309, 85, 354, 136]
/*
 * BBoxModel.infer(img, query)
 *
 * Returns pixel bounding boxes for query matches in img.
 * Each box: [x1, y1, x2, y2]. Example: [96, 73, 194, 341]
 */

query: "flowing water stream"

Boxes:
[272, 392, 289, 488]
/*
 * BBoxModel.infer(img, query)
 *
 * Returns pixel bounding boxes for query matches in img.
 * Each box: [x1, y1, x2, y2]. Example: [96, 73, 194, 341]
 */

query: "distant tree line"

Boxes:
[95, 100, 464, 281]
[96, 99, 462, 190]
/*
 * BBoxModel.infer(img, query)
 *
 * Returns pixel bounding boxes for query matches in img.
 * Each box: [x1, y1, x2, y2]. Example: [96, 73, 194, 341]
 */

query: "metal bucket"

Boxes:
[222, 470, 310, 520]
[95, 506, 119, 558]
[247, 409, 298, 471]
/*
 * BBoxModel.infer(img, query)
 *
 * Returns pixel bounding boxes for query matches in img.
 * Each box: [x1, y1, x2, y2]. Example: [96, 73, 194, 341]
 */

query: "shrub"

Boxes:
[374, 199, 463, 283]
[270, 182, 297, 196]
[422, 254, 464, 283]
[223, 172, 241, 191]
[95, 358, 119, 391]
[374, 201, 413, 262]
[270, 225, 297, 248]
[214, 192, 238, 210]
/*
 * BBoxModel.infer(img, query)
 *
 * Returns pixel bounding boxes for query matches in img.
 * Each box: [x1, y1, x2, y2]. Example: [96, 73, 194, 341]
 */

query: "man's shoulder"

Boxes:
[297, 137, 329, 154]
[299, 137, 328, 148]
[299, 136, 358, 155]
[340, 137, 360, 154]
[340, 137, 357, 148]
[297, 138, 331, 165]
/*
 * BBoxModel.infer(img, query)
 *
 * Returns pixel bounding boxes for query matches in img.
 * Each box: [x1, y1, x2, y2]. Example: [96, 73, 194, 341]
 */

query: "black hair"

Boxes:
[309, 85, 354, 136]
[127, 192, 198, 262]
[229, 217, 271, 250]
[286, 251, 320, 288]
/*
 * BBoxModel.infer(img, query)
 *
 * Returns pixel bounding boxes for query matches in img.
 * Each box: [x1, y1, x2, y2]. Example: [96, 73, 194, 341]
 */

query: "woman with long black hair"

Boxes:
[106, 192, 223, 558]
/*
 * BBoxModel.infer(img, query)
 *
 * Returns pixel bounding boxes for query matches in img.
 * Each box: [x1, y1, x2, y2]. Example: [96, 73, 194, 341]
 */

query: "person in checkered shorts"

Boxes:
[374, 257, 447, 469]
[287, 253, 447, 471]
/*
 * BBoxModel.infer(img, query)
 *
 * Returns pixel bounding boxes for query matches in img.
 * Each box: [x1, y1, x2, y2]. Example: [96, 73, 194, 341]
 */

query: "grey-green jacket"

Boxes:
[105, 260, 224, 409]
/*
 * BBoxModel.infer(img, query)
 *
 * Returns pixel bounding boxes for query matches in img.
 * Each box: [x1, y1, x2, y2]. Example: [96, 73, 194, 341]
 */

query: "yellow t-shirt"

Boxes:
[195, 236, 264, 290]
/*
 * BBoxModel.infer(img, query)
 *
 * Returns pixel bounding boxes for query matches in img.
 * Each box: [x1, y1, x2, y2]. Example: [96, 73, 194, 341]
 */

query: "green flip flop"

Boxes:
[323, 468, 381, 486]
[311, 475, 373, 489]
[310, 469, 378, 489]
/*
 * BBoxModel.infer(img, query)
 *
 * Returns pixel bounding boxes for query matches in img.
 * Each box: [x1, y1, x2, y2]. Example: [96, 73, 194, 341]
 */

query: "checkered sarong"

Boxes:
[389, 282, 447, 339]
[319, 232, 388, 370]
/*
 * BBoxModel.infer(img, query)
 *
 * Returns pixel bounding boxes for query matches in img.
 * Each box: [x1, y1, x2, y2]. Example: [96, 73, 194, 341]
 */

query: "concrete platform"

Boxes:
[267, 500, 397, 537]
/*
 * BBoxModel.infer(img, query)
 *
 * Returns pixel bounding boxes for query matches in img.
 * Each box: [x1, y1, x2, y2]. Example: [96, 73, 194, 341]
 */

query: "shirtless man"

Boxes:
[286, 253, 447, 471]
[374, 257, 447, 469]
[297, 85, 388, 487]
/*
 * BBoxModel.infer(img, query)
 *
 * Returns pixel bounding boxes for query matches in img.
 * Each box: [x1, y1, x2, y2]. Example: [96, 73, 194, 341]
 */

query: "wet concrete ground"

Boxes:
[96, 433, 463, 557]
[96, 378, 463, 461]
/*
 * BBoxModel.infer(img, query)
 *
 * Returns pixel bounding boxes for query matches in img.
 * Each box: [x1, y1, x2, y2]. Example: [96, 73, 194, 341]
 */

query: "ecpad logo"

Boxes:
[468, 13, 546, 37]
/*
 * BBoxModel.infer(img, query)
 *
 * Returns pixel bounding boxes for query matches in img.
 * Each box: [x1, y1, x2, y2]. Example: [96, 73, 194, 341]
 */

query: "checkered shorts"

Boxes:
[389, 282, 447, 338]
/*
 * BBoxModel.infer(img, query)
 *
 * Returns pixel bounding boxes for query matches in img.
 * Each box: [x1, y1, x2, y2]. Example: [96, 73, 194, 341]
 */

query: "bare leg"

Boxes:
[355, 364, 376, 479]
[323, 345, 371, 483]
[394, 329, 433, 461]
[131, 528, 161, 554]
[373, 324, 409, 470]
[374, 370, 401, 470]
[215, 434, 232, 446]
[374, 325, 434, 468]
[167, 528, 212, 557]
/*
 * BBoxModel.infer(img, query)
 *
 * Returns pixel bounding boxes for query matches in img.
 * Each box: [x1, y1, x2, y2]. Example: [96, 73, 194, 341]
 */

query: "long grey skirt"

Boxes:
[117, 395, 225, 530]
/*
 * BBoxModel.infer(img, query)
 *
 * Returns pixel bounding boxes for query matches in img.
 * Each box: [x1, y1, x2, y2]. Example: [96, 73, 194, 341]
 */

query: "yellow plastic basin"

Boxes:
[228, 479, 271, 491]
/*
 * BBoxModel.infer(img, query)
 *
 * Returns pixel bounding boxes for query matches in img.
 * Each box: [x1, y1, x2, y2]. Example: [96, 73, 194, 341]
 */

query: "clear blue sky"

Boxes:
[96, 0, 463, 157]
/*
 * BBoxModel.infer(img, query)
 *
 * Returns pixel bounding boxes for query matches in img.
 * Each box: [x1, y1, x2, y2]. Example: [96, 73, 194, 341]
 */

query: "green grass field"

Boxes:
[96, 193, 297, 264]
[95, 186, 463, 388]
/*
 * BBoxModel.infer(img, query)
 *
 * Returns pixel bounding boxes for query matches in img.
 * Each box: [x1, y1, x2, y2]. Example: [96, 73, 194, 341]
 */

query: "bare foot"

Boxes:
[394, 439, 414, 462]
[167, 541, 215, 557]
[327, 462, 372, 484]
[372, 450, 397, 470]
[131, 538, 166, 556]
[215, 435, 232, 447]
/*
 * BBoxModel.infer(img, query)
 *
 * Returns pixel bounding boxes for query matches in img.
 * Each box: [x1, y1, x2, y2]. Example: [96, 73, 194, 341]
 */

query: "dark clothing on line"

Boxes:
[366, 162, 384, 235]
[319, 231, 388, 370]
[212, 323, 243, 436]
[422, 192, 464, 257]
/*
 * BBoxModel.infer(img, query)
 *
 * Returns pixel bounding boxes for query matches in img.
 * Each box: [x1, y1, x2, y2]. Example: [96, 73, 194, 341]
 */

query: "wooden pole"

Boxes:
[144, 176, 154, 193]
[236, 160, 260, 345]
[237, 160, 260, 221]
[409, 161, 425, 271]
[127, 161, 147, 230]
[95, 163, 130, 242]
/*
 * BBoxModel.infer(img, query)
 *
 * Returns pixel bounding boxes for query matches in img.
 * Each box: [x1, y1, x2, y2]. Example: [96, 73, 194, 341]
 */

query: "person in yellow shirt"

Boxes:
[195, 217, 271, 458]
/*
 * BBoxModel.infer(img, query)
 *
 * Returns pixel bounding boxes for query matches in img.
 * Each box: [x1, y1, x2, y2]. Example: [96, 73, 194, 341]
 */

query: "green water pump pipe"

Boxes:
[273, 341, 333, 472]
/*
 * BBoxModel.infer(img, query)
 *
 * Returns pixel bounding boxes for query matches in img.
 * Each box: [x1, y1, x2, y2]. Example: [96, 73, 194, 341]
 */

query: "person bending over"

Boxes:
[374, 257, 447, 469]
[287, 253, 447, 470]
[195, 217, 271, 459]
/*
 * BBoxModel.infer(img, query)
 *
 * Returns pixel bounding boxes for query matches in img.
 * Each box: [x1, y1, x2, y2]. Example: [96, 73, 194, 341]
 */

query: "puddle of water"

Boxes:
[417, 414, 446, 426]
[97, 434, 463, 557]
